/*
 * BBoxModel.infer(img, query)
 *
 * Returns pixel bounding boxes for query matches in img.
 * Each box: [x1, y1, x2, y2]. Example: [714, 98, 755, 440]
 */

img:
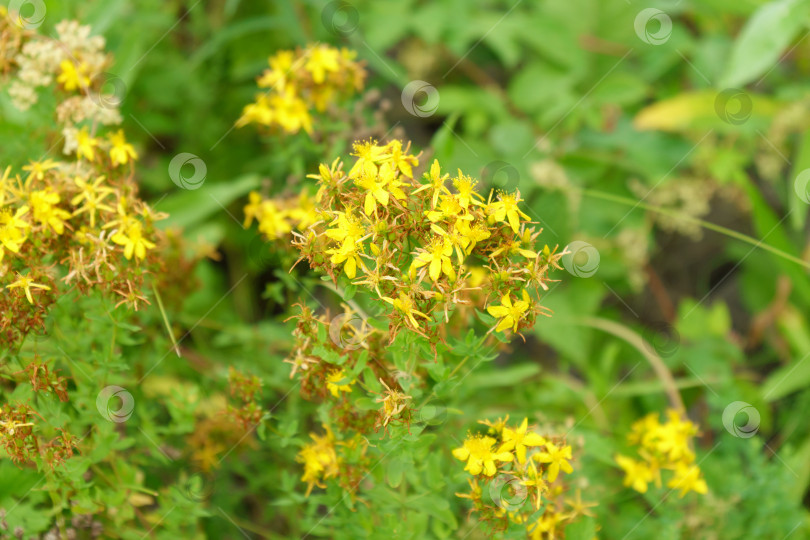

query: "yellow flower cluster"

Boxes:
[0, 20, 163, 347]
[246, 138, 563, 339]
[453, 417, 593, 538]
[615, 410, 707, 497]
[296, 425, 340, 496]
[243, 190, 323, 240]
[236, 44, 366, 135]
[295, 423, 369, 497]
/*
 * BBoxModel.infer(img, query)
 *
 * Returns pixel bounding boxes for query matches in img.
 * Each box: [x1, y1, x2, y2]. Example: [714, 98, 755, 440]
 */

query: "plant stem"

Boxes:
[577, 187, 810, 271]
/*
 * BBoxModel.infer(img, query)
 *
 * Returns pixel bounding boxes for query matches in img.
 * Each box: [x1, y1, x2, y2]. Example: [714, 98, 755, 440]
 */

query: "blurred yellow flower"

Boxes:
[56, 60, 90, 91]
[533, 441, 573, 482]
[326, 369, 353, 398]
[6, 273, 50, 304]
[108, 130, 138, 166]
[112, 221, 155, 260]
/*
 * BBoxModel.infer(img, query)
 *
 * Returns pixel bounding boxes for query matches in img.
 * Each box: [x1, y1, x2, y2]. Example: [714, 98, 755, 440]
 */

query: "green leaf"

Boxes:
[158, 174, 260, 230]
[720, 0, 810, 88]
[789, 127, 810, 231]
[468, 363, 540, 389]
[565, 516, 596, 540]
[633, 90, 782, 132]
[386, 457, 405, 488]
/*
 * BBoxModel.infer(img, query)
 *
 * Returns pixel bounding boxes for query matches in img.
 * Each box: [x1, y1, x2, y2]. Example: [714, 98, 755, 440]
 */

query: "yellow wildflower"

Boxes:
[326, 369, 353, 397]
[533, 441, 573, 482]
[257, 201, 292, 240]
[56, 60, 90, 91]
[296, 426, 340, 496]
[478, 415, 510, 436]
[667, 462, 708, 497]
[383, 292, 429, 329]
[6, 273, 51, 305]
[355, 167, 391, 216]
[412, 237, 456, 282]
[112, 221, 155, 260]
[528, 510, 566, 540]
[108, 130, 138, 166]
[348, 139, 390, 179]
[326, 241, 364, 279]
[455, 219, 491, 254]
[377, 379, 411, 427]
[75, 128, 99, 162]
[235, 94, 274, 128]
[288, 191, 322, 231]
[71, 176, 115, 228]
[22, 159, 59, 182]
[257, 50, 295, 90]
[325, 209, 366, 248]
[305, 44, 340, 84]
[488, 190, 531, 233]
[487, 290, 531, 332]
[522, 460, 548, 511]
[270, 90, 313, 134]
[30, 189, 71, 234]
[500, 417, 547, 464]
[0, 206, 29, 261]
[385, 140, 419, 178]
[615, 454, 654, 494]
[452, 434, 514, 476]
[452, 170, 484, 209]
[413, 159, 449, 208]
